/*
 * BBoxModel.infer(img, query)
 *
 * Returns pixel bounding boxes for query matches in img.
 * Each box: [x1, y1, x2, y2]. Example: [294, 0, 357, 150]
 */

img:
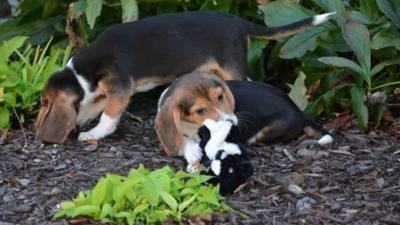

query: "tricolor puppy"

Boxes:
[198, 119, 254, 195]
[155, 72, 333, 170]
[36, 11, 335, 144]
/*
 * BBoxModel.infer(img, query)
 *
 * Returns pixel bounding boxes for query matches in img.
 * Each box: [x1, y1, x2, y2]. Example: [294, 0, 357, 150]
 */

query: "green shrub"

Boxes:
[0, 36, 71, 128]
[256, 0, 400, 129]
[55, 165, 233, 225]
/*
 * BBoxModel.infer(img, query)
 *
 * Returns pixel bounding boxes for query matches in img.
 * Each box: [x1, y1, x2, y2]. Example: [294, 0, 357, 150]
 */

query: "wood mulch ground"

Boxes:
[1, 90, 399, 225]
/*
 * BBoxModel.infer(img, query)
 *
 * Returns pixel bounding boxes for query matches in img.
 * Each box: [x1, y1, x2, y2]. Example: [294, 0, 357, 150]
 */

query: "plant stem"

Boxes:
[371, 81, 400, 91]
[12, 106, 28, 149]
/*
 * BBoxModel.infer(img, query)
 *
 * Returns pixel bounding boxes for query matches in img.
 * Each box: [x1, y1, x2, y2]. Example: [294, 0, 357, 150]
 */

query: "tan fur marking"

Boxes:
[196, 59, 236, 80]
[304, 126, 323, 139]
[98, 78, 133, 119]
[251, 24, 310, 40]
[252, 120, 284, 142]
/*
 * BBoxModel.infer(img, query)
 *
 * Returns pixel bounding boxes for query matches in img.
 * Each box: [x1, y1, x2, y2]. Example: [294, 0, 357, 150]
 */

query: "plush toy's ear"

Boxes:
[155, 99, 183, 156]
[198, 125, 211, 150]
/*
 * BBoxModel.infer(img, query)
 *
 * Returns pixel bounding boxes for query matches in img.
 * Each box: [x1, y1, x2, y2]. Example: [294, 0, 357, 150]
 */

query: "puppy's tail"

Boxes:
[244, 12, 335, 40]
[303, 116, 333, 146]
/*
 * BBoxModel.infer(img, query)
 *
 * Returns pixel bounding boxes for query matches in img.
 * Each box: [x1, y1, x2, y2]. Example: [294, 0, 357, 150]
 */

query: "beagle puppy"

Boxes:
[36, 11, 335, 144]
[155, 72, 333, 170]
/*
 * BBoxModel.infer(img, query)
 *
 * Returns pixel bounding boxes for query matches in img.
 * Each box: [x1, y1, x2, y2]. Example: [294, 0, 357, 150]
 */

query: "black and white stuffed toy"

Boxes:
[197, 119, 254, 195]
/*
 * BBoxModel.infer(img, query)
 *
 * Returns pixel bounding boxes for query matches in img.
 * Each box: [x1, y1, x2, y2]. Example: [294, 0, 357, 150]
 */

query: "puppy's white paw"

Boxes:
[186, 162, 201, 173]
[184, 145, 203, 165]
[78, 132, 98, 141]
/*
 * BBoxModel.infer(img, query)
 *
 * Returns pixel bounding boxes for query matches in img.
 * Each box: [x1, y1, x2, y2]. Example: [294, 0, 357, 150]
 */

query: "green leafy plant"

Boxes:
[55, 165, 233, 225]
[257, 0, 400, 129]
[319, 20, 400, 129]
[0, 36, 71, 128]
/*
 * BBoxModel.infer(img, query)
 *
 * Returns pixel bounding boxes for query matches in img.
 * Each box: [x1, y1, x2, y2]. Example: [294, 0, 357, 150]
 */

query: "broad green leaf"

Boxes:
[200, 0, 231, 12]
[91, 178, 108, 206]
[121, 0, 138, 23]
[360, 0, 380, 20]
[133, 203, 148, 214]
[259, 0, 313, 27]
[150, 209, 173, 222]
[187, 203, 209, 216]
[180, 188, 196, 196]
[71, 205, 101, 217]
[280, 26, 325, 59]
[318, 56, 365, 84]
[343, 20, 371, 74]
[86, 0, 103, 29]
[347, 11, 376, 25]
[0, 36, 27, 64]
[317, 29, 350, 52]
[323, 88, 336, 117]
[75, 191, 88, 205]
[100, 203, 113, 219]
[4, 93, 17, 106]
[371, 28, 400, 50]
[312, 0, 345, 13]
[178, 194, 198, 212]
[305, 98, 324, 119]
[350, 85, 368, 130]
[61, 201, 76, 209]
[116, 211, 134, 225]
[288, 72, 308, 111]
[160, 191, 178, 211]
[371, 104, 385, 125]
[377, 0, 400, 28]
[142, 177, 159, 206]
[371, 58, 400, 77]
[0, 107, 10, 128]
[247, 39, 267, 81]
[198, 187, 219, 206]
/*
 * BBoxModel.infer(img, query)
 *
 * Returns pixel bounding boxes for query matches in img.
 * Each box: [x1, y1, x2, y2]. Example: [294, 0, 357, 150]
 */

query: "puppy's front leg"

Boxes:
[78, 112, 121, 141]
[78, 77, 133, 141]
[180, 137, 203, 173]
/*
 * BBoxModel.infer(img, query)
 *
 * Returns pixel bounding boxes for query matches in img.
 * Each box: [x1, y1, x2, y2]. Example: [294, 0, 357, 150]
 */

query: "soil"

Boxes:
[1, 89, 399, 225]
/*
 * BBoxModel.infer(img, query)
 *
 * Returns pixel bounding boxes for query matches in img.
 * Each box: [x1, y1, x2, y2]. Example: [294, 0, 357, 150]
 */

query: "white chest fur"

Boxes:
[67, 59, 105, 126]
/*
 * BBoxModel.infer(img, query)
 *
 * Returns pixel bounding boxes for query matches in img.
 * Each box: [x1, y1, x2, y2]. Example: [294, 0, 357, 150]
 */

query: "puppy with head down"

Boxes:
[155, 72, 333, 172]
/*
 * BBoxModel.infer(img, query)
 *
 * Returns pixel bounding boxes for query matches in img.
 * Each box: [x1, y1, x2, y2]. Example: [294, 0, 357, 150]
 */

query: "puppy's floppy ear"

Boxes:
[36, 91, 77, 144]
[155, 99, 183, 156]
[220, 81, 235, 111]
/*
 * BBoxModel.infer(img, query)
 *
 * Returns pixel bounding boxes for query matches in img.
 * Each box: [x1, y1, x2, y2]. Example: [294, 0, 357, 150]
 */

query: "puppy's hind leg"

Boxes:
[303, 117, 333, 145]
[78, 76, 133, 141]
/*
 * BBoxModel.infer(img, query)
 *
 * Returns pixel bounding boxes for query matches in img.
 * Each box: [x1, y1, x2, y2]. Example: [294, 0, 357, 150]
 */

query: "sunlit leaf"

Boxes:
[288, 72, 308, 111]
[121, 0, 138, 23]
[260, 0, 313, 27]
[86, 0, 103, 29]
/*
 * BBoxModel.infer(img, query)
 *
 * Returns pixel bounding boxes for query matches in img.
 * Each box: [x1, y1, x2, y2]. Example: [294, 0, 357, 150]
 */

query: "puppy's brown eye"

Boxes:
[196, 108, 207, 115]
[218, 94, 224, 102]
